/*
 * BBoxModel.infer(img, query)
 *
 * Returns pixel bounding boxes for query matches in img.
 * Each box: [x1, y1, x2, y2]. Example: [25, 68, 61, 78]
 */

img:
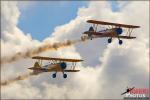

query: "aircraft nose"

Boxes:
[116, 28, 123, 35]
[60, 62, 67, 69]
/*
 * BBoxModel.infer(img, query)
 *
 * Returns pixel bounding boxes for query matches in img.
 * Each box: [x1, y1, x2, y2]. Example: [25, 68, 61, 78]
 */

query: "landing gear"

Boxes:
[52, 73, 56, 78]
[119, 40, 123, 45]
[108, 38, 112, 43]
[88, 33, 92, 40]
[63, 74, 67, 78]
[90, 37, 92, 40]
[117, 35, 123, 45]
[52, 73, 67, 78]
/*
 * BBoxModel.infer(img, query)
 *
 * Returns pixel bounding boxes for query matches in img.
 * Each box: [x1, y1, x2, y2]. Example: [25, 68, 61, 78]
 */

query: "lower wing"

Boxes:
[64, 70, 80, 72]
[118, 36, 136, 39]
[93, 35, 136, 39]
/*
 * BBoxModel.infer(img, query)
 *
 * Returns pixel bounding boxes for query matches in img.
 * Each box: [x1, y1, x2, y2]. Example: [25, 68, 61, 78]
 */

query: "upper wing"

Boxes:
[87, 20, 140, 28]
[32, 56, 83, 62]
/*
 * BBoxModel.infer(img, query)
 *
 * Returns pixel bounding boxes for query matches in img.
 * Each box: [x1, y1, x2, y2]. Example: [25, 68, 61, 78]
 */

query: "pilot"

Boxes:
[89, 26, 94, 32]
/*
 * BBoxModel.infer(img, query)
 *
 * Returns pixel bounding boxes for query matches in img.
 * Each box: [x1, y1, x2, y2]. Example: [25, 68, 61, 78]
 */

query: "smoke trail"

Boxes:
[1, 39, 85, 65]
[1, 72, 34, 86]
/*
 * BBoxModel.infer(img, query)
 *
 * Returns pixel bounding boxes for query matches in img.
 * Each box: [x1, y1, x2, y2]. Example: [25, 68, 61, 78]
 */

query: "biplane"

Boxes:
[81, 20, 140, 45]
[28, 56, 83, 78]
[121, 87, 135, 95]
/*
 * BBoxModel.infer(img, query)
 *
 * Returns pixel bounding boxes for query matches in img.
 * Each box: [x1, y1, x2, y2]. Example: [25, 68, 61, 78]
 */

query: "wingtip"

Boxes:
[32, 56, 39, 59]
[81, 59, 84, 61]
[87, 19, 94, 23]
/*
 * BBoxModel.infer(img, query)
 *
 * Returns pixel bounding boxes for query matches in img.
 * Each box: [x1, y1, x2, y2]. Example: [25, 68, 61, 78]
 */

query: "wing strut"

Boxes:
[94, 24, 98, 32]
[126, 28, 133, 37]
[71, 62, 77, 70]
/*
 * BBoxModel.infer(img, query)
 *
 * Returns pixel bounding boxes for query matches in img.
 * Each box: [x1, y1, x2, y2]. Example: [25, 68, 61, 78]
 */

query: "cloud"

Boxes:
[94, 1, 149, 98]
[1, 1, 40, 58]
[1, 1, 149, 99]
[1, 1, 85, 65]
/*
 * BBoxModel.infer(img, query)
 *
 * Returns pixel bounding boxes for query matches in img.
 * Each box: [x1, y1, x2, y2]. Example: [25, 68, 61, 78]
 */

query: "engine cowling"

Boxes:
[115, 28, 123, 35]
[60, 62, 67, 69]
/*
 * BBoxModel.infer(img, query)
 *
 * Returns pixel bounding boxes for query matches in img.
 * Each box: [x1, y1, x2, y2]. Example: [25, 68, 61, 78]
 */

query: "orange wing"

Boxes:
[32, 56, 83, 62]
[87, 20, 140, 28]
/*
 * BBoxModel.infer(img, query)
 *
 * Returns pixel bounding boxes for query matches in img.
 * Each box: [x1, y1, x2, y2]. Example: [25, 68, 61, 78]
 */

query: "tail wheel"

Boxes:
[108, 38, 112, 43]
[63, 74, 67, 78]
[119, 40, 123, 45]
[52, 73, 56, 78]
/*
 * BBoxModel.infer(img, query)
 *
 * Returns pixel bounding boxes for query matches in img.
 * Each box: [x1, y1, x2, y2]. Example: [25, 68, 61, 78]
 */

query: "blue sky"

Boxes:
[18, 1, 119, 41]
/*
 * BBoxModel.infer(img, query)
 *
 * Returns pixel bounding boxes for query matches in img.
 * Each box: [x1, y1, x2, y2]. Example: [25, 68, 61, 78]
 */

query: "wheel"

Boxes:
[119, 40, 123, 45]
[63, 74, 67, 78]
[108, 38, 112, 43]
[52, 73, 56, 78]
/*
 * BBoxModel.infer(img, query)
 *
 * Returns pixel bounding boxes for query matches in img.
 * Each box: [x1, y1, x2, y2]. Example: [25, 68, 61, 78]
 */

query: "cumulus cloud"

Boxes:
[1, 1, 86, 65]
[1, 1, 40, 58]
[1, 1, 149, 99]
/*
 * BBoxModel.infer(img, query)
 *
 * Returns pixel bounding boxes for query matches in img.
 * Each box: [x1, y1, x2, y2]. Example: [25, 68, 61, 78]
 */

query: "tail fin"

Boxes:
[28, 62, 41, 75]
[34, 62, 41, 68]
[28, 62, 41, 69]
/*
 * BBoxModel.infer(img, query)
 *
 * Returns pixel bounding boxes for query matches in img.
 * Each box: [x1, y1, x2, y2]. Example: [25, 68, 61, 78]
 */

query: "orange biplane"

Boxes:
[28, 56, 83, 78]
[81, 20, 140, 45]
